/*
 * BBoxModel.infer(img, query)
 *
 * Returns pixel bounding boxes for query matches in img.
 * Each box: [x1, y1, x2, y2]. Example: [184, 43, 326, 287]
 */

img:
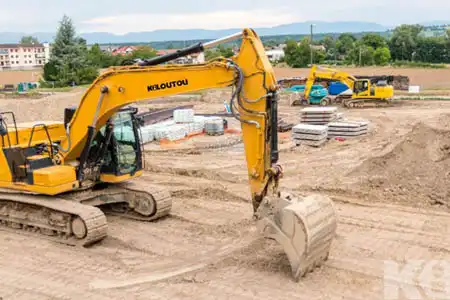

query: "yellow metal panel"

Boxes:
[1, 122, 66, 148]
[100, 170, 143, 183]
[32, 165, 77, 186]
[0, 151, 12, 182]
[0, 180, 79, 195]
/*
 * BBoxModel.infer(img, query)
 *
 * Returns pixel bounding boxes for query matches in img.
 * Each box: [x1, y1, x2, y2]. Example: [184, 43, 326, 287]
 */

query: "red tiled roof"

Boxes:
[112, 46, 136, 55]
[156, 49, 178, 56]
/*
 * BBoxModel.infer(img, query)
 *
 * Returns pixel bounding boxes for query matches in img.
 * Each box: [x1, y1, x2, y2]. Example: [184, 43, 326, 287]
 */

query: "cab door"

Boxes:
[353, 79, 370, 98]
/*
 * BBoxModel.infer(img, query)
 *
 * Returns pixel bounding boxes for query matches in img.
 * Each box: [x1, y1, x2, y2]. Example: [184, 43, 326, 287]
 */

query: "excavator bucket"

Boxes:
[257, 192, 337, 281]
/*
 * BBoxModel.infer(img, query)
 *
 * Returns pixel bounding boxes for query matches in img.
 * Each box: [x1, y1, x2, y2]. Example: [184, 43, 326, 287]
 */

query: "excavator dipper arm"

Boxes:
[57, 29, 337, 281]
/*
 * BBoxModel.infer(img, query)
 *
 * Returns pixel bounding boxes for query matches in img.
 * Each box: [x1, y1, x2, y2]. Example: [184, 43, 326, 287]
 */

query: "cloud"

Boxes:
[80, 9, 300, 34]
[0, 0, 449, 33]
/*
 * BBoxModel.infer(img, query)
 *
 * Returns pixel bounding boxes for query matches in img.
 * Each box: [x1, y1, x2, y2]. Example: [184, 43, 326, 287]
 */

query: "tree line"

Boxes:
[42, 16, 158, 87]
[40, 16, 450, 87]
[283, 24, 450, 67]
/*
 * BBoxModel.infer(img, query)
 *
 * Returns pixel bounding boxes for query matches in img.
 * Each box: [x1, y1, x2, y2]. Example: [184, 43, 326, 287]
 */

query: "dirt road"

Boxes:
[1, 91, 450, 299]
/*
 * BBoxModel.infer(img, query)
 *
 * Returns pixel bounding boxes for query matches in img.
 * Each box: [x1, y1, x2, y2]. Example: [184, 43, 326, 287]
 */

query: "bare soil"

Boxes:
[1, 88, 450, 299]
[0, 69, 42, 85]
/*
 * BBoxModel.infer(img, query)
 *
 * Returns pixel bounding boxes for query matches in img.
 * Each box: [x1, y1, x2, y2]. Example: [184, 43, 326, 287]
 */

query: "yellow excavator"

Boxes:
[301, 65, 394, 108]
[0, 29, 337, 281]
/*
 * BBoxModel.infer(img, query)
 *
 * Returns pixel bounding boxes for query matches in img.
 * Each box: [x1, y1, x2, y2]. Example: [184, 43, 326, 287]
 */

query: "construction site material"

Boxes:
[301, 107, 338, 125]
[205, 117, 225, 136]
[173, 109, 195, 123]
[277, 119, 294, 132]
[355, 75, 410, 91]
[136, 105, 194, 126]
[328, 120, 369, 138]
[292, 124, 328, 147]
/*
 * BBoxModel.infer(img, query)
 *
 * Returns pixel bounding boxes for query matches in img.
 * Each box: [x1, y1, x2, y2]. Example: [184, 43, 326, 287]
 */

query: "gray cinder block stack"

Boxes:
[205, 117, 225, 136]
[328, 120, 369, 138]
[292, 124, 328, 147]
[300, 107, 338, 125]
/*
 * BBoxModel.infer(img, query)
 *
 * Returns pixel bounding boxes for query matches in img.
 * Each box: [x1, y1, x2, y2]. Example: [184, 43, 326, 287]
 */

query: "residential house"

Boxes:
[0, 42, 50, 69]
[265, 49, 285, 62]
[112, 46, 136, 56]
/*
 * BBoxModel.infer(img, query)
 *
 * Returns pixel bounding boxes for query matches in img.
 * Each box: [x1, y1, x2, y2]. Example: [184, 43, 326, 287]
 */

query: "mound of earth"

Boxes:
[351, 122, 450, 207]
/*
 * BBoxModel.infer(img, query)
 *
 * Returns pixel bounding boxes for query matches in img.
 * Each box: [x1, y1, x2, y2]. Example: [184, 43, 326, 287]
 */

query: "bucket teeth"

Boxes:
[257, 193, 337, 281]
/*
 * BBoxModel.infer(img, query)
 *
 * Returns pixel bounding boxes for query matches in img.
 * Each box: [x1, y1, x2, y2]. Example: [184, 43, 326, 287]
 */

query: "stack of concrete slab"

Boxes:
[328, 120, 369, 138]
[292, 124, 328, 147]
[300, 107, 338, 125]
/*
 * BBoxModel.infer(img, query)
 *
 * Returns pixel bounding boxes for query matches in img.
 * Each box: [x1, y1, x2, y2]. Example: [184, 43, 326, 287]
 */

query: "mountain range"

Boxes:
[0, 21, 448, 44]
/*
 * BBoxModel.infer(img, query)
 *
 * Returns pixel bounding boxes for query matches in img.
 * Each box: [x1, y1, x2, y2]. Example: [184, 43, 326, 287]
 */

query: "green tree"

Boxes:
[205, 49, 221, 61]
[218, 45, 234, 58]
[284, 38, 315, 68]
[374, 47, 391, 65]
[20, 36, 39, 44]
[43, 15, 98, 86]
[415, 37, 448, 63]
[336, 33, 356, 56]
[87, 44, 104, 67]
[321, 35, 337, 60]
[346, 44, 375, 66]
[314, 49, 326, 64]
[360, 33, 387, 49]
[389, 24, 423, 61]
[131, 46, 157, 59]
[204, 45, 234, 61]
[322, 35, 335, 52]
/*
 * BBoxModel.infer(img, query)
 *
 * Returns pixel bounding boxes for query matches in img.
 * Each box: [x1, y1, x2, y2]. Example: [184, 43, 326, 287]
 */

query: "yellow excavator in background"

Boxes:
[302, 65, 394, 108]
[0, 29, 336, 281]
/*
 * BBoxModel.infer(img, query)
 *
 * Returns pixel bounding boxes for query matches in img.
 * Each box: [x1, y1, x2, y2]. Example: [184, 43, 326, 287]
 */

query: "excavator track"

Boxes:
[60, 181, 172, 221]
[0, 189, 108, 246]
[343, 98, 392, 108]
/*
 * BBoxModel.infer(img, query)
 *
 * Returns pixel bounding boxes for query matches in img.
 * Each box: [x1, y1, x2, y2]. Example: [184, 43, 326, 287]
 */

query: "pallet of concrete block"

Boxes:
[300, 107, 338, 125]
[205, 117, 224, 136]
[139, 126, 155, 144]
[173, 109, 195, 123]
[156, 124, 188, 141]
[292, 124, 328, 147]
[328, 120, 370, 138]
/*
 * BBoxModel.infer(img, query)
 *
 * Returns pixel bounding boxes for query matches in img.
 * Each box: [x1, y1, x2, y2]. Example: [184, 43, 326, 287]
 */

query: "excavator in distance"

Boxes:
[295, 65, 394, 108]
[0, 29, 337, 281]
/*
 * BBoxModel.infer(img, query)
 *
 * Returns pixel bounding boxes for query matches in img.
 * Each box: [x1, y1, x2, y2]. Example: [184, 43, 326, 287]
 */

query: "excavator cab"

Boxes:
[84, 107, 143, 182]
[353, 79, 370, 96]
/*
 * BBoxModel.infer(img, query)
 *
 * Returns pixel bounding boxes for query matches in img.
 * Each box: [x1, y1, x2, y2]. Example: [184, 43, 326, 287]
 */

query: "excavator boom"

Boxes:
[0, 29, 337, 281]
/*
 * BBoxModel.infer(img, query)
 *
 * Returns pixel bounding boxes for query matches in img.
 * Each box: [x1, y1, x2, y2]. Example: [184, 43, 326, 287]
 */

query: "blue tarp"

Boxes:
[328, 82, 349, 95]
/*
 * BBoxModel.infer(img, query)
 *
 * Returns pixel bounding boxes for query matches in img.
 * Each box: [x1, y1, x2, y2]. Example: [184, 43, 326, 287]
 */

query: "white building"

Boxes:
[0, 42, 50, 69]
[265, 49, 285, 62]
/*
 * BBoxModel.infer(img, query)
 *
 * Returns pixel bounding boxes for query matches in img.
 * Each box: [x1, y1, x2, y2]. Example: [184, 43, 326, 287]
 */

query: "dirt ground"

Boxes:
[274, 66, 450, 90]
[1, 87, 450, 299]
[0, 69, 42, 85]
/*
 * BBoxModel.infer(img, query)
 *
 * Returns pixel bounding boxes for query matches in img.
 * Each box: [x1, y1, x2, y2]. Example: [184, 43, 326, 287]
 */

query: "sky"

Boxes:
[0, 0, 449, 34]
